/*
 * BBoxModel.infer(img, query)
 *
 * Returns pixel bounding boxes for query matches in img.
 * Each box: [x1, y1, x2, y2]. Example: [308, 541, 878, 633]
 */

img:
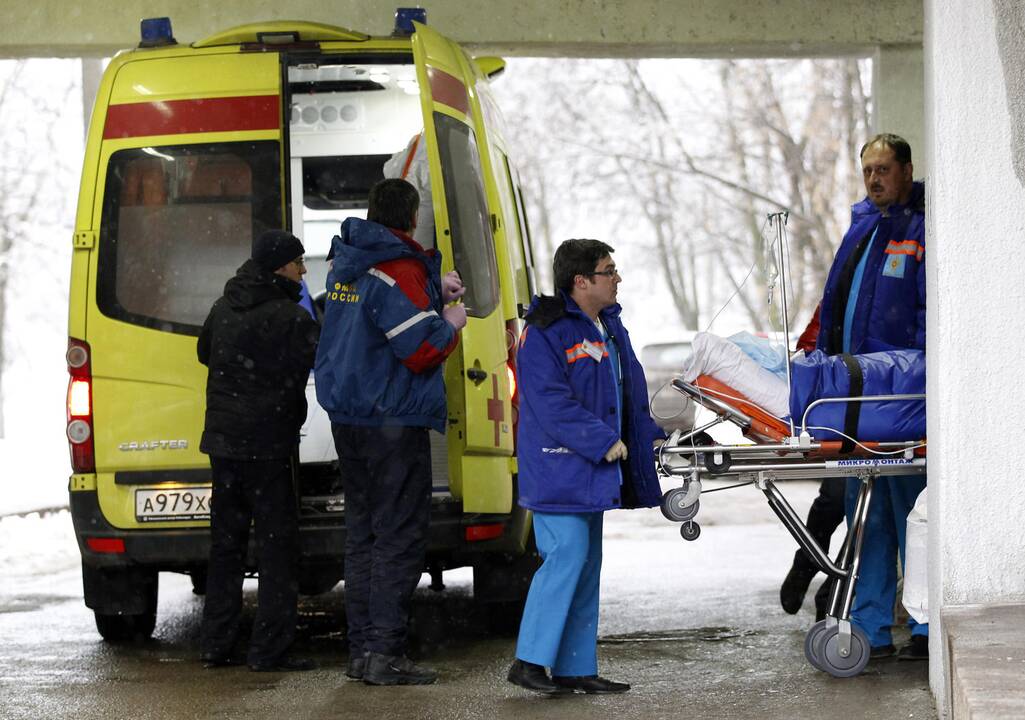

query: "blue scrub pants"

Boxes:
[515, 511, 603, 676]
[845, 475, 928, 647]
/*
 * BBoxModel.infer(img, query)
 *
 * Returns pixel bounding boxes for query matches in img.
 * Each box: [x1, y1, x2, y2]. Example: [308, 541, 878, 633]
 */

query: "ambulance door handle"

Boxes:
[467, 367, 487, 385]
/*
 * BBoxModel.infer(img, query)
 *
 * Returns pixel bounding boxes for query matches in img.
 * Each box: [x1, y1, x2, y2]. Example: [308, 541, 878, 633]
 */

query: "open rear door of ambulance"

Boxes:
[88, 49, 287, 531]
[411, 23, 514, 513]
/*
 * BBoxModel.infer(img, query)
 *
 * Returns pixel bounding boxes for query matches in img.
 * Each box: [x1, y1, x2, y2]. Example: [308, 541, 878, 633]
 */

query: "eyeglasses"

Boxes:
[588, 267, 619, 278]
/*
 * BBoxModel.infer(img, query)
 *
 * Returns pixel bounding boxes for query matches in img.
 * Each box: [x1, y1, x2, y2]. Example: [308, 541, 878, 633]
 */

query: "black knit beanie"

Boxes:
[252, 229, 304, 272]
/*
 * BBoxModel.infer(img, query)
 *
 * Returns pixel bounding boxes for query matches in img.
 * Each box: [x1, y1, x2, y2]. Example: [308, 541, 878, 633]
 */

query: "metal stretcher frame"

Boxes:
[655, 213, 927, 678]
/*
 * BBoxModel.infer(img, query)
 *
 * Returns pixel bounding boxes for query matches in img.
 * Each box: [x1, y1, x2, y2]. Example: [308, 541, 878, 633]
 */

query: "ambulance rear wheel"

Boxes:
[190, 568, 207, 596]
[95, 609, 157, 643]
[83, 564, 158, 643]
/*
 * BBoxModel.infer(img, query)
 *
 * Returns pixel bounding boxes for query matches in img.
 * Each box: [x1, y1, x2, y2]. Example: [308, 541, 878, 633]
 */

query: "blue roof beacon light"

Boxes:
[394, 7, 427, 36]
[139, 17, 177, 48]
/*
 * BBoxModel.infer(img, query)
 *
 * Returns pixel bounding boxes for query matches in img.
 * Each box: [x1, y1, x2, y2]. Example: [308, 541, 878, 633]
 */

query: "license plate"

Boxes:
[135, 486, 211, 523]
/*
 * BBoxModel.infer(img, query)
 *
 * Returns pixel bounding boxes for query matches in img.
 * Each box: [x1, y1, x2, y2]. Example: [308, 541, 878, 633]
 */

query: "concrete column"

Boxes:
[873, 44, 926, 175]
[80, 58, 103, 138]
[926, 0, 1025, 712]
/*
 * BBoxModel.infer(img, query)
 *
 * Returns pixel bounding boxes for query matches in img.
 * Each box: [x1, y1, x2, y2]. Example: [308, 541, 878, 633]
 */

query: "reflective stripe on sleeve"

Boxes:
[385, 310, 439, 340]
[368, 268, 396, 286]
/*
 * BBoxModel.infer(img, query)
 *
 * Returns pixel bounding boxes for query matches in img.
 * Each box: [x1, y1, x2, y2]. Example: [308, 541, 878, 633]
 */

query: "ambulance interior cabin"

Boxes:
[287, 60, 423, 303]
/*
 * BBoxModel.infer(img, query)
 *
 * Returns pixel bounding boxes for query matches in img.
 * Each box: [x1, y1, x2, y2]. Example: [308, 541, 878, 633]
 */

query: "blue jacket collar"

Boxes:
[561, 291, 623, 323]
[328, 217, 436, 284]
[852, 180, 926, 219]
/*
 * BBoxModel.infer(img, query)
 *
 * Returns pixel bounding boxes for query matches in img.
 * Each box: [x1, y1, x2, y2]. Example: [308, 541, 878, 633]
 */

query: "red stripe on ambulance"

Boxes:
[103, 95, 280, 139]
[427, 67, 469, 115]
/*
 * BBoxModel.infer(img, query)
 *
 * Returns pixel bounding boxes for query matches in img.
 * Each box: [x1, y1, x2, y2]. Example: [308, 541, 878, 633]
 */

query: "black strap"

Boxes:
[839, 353, 863, 453]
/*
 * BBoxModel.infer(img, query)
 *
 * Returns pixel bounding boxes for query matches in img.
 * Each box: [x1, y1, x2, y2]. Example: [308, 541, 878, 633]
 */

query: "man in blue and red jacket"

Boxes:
[816, 133, 928, 662]
[315, 178, 466, 686]
[506, 239, 664, 695]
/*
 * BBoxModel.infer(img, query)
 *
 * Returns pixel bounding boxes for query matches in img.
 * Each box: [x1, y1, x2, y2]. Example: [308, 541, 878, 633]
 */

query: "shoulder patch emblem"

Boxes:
[882, 253, 907, 278]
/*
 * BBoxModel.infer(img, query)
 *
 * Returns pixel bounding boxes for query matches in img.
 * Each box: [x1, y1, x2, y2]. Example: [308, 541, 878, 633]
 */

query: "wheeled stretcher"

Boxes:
[656, 373, 926, 677]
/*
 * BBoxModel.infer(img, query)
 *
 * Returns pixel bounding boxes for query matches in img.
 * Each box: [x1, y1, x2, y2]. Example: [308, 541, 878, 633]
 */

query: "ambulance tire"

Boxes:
[190, 568, 207, 596]
[95, 609, 157, 643]
[83, 563, 158, 643]
[482, 598, 528, 636]
[474, 542, 541, 635]
[297, 571, 342, 596]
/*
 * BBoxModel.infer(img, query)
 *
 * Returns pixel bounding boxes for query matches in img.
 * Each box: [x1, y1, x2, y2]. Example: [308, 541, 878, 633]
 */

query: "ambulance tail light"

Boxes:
[86, 537, 125, 554]
[139, 17, 177, 48]
[394, 8, 427, 35]
[465, 523, 505, 542]
[506, 363, 517, 404]
[66, 338, 95, 473]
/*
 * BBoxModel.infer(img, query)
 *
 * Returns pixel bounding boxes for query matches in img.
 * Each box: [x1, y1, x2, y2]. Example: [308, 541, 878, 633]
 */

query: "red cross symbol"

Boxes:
[487, 373, 505, 446]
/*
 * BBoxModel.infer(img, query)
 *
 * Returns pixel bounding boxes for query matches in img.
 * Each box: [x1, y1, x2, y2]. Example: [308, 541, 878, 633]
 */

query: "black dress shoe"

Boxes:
[507, 659, 567, 695]
[346, 651, 368, 680]
[780, 561, 816, 614]
[363, 652, 437, 685]
[248, 655, 317, 672]
[869, 644, 896, 660]
[553, 675, 631, 694]
[897, 635, 929, 661]
[200, 653, 238, 669]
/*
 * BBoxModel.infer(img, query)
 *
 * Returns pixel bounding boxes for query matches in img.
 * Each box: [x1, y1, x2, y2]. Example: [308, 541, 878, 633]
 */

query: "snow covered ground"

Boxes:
[0, 353, 72, 515]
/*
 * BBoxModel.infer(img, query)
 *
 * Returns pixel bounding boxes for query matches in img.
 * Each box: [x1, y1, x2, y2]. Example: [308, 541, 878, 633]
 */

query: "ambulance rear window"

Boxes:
[97, 142, 282, 334]
[433, 113, 500, 318]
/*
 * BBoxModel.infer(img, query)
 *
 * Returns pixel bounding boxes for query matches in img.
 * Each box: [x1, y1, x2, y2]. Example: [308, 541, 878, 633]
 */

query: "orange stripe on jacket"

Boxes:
[564, 341, 609, 364]
[885, 240, 924, 260]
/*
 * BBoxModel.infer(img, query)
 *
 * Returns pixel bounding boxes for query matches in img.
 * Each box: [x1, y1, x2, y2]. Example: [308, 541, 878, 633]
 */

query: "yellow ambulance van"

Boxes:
[67, 10, 539, 641]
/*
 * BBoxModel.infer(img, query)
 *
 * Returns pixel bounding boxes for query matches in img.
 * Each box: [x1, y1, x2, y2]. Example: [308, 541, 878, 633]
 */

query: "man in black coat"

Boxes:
[197, 229, 320, 672]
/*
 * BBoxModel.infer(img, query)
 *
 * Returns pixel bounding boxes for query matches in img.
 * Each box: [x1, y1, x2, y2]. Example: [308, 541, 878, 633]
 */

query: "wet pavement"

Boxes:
[0, 482, 936, 720]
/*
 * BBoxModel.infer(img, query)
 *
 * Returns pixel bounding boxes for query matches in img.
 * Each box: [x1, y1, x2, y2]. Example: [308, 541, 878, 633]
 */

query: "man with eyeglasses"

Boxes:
[197, 229, 320, 672]
[507, 239, 664, 695]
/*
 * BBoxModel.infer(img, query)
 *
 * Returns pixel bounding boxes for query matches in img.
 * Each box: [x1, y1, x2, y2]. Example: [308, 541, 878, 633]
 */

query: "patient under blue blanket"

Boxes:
[682, 332, 926, 441]
[790, 349, 925, 442]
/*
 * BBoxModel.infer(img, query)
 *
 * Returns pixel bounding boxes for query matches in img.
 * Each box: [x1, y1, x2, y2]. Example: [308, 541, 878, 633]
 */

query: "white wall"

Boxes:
[926, 0, 1025, 709]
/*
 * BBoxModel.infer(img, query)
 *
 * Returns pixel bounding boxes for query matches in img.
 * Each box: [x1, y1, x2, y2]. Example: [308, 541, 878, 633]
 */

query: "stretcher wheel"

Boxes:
[803, 620, 830, 671]
[703, 450, 732, 474]
[660, 488, 700, 522]
[814, 623, 870, 678]
[680, 522, 701, 541]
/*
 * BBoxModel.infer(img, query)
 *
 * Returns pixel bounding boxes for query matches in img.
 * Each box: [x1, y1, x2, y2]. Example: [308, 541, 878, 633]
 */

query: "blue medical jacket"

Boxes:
[515, 293, 664, 513]
[817, 182, 926, 355]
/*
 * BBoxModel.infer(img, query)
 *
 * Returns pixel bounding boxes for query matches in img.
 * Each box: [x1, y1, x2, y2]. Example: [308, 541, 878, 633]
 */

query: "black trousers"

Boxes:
[200, 456, 299, 665]
[332, 424, 431, 657]
[793, 477, 846, 572]
[793, 477, 846, 613]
